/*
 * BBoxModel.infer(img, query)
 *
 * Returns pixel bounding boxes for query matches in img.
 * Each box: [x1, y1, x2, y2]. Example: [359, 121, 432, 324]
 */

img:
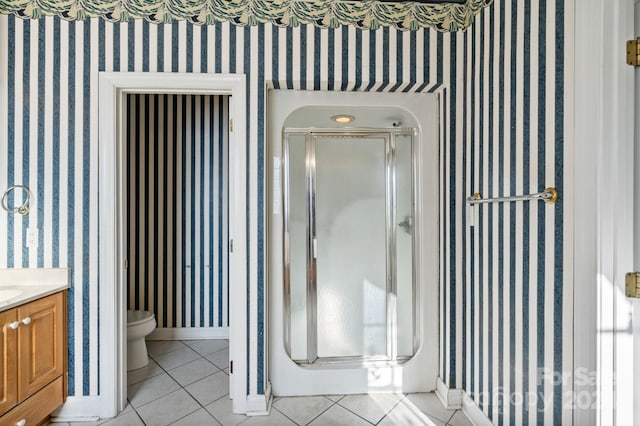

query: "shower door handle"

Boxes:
[398, 216, 413, 234]
[312, 238, 318, 259]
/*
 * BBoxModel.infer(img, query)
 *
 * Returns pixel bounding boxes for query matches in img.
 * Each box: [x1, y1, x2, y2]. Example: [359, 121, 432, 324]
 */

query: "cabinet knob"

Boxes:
[21, 317, 31, 325]
[16, 419, 26, 426]
[8, 321, 19, 330]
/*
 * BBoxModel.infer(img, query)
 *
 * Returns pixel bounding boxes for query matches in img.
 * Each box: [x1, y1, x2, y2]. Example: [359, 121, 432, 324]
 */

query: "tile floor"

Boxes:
[51, 340, 472, 425]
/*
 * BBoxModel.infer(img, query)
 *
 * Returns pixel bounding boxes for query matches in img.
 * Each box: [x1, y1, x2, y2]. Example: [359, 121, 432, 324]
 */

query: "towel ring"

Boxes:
[1, 185, 31, 215]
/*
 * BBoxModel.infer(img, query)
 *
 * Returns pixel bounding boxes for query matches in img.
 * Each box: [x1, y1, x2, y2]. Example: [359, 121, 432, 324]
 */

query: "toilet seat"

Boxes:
[127, 310, 154, 327]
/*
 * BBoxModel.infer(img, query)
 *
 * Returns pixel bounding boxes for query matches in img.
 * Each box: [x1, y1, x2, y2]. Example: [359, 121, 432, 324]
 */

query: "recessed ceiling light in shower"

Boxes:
[331, 114, 355, 124]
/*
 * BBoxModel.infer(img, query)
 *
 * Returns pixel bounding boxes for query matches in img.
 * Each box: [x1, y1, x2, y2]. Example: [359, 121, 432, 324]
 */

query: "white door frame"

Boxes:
[574, 0, 636, 424]
[98, 72, 248, 417]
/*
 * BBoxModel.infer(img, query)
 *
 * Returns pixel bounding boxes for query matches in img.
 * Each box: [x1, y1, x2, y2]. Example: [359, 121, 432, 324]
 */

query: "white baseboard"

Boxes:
[435, 377, 462, 409]
[245, 383, 273, 416]
[51, 396, 107, 420]
[462, 392, 492, 426]
[435, 378, 492, 425]
[148, 327, 229, 340]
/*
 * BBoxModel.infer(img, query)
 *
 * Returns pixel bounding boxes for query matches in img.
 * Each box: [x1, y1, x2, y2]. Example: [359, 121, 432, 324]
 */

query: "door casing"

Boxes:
[97, 72, 250, 417]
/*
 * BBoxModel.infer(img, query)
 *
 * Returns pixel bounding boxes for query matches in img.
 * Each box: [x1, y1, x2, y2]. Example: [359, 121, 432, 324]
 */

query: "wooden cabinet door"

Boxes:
[17, 292, 64, 401]
[0, 309, 18, 415]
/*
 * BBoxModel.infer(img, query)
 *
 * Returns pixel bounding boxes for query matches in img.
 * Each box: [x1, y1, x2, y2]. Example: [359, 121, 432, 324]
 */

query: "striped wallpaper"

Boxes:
[0, 1, 573, 423]
[126, 94, 229, 329]
[455, 1, 573, 425]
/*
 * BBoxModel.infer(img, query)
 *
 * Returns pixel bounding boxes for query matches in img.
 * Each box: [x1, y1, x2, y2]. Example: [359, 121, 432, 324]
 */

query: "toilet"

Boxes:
[127, 310, 156, 371]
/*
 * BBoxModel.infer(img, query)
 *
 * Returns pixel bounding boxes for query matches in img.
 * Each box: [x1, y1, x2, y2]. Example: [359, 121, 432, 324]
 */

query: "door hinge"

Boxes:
[229, 119, 234, 132]
[625, 272, 640, 298]
[124, 259, 129, 269]
[230, 239, 234, 253]
[627, 38, 640, 67]
[230, 360, 233, 374]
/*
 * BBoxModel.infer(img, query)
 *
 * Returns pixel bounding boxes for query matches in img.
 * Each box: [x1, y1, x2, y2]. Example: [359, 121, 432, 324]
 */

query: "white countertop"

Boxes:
[0, 268, 70, 312]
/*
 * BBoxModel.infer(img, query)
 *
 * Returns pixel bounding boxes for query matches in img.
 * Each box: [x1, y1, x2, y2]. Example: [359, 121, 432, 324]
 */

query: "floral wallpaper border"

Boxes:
[0, 0, 493, 31]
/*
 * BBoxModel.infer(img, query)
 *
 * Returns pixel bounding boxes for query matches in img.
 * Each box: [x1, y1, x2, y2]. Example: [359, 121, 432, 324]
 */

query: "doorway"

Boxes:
[125, 93, 230, 334]
[98, 73, 248, 418]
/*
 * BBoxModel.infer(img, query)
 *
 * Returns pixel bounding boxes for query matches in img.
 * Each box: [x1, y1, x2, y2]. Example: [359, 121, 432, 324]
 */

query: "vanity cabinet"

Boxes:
[0, 291, 67, 425]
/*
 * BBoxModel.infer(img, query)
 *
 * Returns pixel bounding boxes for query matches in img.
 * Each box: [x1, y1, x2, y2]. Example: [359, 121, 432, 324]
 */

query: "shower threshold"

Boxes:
[293, 355, 412, 368]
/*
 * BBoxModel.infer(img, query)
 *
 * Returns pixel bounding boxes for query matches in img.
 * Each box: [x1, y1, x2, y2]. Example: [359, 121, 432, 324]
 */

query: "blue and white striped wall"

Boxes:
[126, 94, 229, 329]
[455, 2, 573, 424]
[0, 1, 573, 422]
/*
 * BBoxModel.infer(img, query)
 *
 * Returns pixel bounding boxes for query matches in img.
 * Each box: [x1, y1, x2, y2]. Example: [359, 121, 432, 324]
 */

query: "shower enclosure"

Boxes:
[268, 91, 438, 396]
[283, 129, 417, 366]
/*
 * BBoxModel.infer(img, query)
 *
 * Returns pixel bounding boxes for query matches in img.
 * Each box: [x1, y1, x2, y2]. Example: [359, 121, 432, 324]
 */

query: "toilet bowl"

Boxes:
[127, 310, 156, 371]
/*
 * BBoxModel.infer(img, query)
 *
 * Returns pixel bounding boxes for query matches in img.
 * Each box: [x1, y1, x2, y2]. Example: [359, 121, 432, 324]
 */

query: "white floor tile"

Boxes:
[136, 389, 202, 426]
[128, 359, 165, 385]
[447, 410, 473, 426]
[183, 339, 229, 356]
[168, 357, 220, 386]
[171, 408, 221, 425]
[242, 409, 297, 426]
[307, 404, 372, 426]
[403, 394, 457, 424]
[206, 348, 229, 369]
[338, 393, 403, 424]
[127, 372, 181, 408]
[147, 340, 187, 357]
[378, 399, 446, 426]
[100, 411, 145, 426]
[185, 370, 230, 406]
[205, 396, 248, 426]
[153, 345, 201, 370]
[86, 341, 466, 426]
[273, 396, 333, 425]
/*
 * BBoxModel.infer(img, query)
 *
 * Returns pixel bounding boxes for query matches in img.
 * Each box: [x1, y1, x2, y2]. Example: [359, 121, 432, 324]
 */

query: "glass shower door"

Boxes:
[283, 130, 416, 365]
[313, 135, 389, 360]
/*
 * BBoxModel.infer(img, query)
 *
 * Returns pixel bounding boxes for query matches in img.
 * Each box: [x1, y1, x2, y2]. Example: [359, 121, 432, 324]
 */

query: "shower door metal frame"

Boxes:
[282, 128, 417, 367]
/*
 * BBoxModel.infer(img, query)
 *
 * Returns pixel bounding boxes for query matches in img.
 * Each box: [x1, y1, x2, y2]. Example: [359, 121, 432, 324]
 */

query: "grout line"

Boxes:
[146, 340, 189, 358]
[372, 395, 405, 425]
[152, 343, 230, 425]
[301, 396, 339, 426]
[271, 395, 338, 426]
[332, 400, 377, 425]
[270, 404, 301, 425]
[166, 404, 218, 426]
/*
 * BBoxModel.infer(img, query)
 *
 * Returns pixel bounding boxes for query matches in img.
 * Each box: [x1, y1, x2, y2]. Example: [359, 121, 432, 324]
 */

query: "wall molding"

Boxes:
[461, 393, 492, 426]
[435, 379, 490, 425]
[149, 327, 229, 340]
[245, 383, 272, 416]
[435, 377, 462, 410]
[51, 396, 103, 421]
